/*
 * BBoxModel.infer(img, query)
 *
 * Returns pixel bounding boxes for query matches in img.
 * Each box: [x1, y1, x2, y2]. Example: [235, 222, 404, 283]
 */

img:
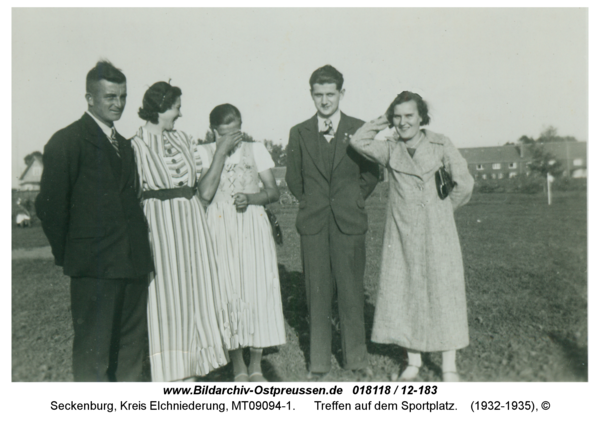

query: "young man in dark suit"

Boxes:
[286, 65, 379, 379]
[35, 61, 154, 381]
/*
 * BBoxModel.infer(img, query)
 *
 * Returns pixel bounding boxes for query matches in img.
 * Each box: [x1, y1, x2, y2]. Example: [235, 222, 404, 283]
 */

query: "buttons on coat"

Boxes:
[178, 181, 184, 186]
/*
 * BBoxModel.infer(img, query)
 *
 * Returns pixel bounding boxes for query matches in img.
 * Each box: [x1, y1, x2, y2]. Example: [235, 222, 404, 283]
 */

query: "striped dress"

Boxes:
[197, 142, 286, 350]
[131, 127, 228, 381]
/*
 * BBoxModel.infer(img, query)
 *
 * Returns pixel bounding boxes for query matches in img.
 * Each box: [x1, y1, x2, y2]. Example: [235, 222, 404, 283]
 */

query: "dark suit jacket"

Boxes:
[35, 113, 154, 279]
[286, 112, 379, 235]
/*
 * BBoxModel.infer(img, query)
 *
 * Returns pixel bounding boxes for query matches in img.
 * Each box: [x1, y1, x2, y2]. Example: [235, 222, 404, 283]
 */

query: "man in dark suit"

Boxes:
[35, 61, 154, 382]
[286, 65, 379, 378]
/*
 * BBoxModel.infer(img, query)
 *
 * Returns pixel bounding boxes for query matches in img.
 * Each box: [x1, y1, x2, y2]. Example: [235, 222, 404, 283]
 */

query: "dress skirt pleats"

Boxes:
[206, 202, 286, 350]
[145, 196, 228, 381]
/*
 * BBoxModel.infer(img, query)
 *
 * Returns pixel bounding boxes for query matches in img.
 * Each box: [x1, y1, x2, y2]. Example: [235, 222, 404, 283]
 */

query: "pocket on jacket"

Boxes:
[69, 226, 105, 239]
[357, 198, 365, 209]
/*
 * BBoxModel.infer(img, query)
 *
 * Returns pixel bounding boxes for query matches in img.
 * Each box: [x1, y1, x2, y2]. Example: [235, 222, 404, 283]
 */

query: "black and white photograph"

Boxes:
[8, 3, 596, 418]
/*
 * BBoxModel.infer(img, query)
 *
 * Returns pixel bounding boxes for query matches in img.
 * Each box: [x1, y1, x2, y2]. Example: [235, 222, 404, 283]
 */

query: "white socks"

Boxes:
[249, 347, 263, 374]
[398, 351, 422, 380]
[442, 350, 457, 373]
[408, 351, 422, 368]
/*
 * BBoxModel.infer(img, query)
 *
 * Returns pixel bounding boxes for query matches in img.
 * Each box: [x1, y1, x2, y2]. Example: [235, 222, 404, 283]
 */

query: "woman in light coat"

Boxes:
[350, 92, 474, 382]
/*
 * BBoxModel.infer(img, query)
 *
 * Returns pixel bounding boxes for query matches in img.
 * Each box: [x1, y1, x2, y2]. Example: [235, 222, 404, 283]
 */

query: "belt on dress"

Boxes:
[142, 186, 196, 201]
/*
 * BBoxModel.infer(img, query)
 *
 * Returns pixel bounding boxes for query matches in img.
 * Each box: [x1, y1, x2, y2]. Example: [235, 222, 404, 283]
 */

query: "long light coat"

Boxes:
[351, 126, 474, 352]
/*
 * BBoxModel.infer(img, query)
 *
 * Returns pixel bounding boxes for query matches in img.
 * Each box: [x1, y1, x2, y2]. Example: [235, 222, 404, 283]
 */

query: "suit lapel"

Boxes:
[82, 113, 122, 187]
[331, 112, 352, 172]
[82, 113, 107, 150]
[300, 115, 329, 180]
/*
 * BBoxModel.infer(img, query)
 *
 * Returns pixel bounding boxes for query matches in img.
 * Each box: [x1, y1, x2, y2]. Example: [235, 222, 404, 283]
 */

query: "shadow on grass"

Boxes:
[547, 331, 588, 381]
[364, 299, 403, 363]
[278, 264, 310, 371]
[279, 263, 421, 376]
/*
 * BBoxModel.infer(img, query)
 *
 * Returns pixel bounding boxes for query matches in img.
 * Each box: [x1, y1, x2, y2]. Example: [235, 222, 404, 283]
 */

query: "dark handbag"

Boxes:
[265, 208, 283, 245]
[435, 165, 455, 200]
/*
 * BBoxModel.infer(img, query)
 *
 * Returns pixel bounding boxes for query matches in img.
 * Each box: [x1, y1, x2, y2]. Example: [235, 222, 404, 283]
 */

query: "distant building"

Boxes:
[459, 141, 587, 180]
[18, 153, 43, 191]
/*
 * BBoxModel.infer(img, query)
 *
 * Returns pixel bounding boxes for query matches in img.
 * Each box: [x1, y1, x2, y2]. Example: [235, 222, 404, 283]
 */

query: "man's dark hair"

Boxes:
[309, 65, 344, 91]
[86, 60, 126, 94]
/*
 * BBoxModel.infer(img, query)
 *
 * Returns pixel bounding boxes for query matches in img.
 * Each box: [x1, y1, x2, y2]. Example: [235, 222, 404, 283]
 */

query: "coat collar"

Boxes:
[388, 129, 442, 180]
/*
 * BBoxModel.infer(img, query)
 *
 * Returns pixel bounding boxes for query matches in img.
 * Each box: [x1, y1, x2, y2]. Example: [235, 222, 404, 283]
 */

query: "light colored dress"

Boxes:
[351, 127, 474, 352]
[131, 127, 228, 381]
[197, 141, 286, 350]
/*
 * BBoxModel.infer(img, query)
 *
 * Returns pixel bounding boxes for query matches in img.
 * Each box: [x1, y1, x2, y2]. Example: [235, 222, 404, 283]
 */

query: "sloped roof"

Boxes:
[19, 156, 43, 181]
[459, 141, 587, 164]
[459, 145, 522, 164]
[19, 161, 34, 181]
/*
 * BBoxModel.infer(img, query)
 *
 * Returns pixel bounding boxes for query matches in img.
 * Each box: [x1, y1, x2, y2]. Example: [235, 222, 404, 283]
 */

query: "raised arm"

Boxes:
[197, 131, 242, 203]
[349, 115, 391, 166]
[443, 137, 474, 210]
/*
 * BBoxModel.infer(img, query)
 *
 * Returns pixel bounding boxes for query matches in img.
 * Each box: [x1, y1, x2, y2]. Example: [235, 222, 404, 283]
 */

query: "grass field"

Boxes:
[12, 185, 587, 382]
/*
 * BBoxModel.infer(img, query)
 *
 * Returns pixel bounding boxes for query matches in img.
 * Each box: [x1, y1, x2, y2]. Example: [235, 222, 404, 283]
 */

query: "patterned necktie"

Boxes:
[320, 119, 334, 136]
[110, 127, 121, 158]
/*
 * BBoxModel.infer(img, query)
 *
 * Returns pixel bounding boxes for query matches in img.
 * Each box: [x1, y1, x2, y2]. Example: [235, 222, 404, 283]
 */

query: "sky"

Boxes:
[11, 8, 588, 186]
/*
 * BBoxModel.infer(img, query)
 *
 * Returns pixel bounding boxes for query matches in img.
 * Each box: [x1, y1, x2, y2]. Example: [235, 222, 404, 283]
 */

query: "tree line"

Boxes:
[506, 126, 583, 178]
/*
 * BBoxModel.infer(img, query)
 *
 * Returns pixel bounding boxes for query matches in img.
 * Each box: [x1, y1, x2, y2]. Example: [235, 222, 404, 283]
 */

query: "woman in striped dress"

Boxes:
[131, 82, 242, 381]
[196, 104, 286, 382]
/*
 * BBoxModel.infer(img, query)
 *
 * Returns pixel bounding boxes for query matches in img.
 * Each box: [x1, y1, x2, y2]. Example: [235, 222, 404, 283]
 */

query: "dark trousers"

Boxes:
[70, 276, 148, 382]
[300, 212, 368, 373]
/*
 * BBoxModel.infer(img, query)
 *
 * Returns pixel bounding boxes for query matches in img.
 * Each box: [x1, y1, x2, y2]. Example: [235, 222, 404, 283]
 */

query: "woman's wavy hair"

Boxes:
[385, 91, 430, 128]
[138, 81, 182, 124]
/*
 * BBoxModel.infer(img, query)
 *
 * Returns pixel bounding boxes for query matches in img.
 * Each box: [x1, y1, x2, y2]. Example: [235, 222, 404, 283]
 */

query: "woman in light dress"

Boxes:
[349, 92, 474, 382]
[131, 82, 241, 381]
[196, 104, 286, 382]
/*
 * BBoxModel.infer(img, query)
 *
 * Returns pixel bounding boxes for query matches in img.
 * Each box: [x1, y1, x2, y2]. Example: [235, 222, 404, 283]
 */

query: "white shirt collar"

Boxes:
[86, 111, 114, 139]
[317, 109, 341, 133]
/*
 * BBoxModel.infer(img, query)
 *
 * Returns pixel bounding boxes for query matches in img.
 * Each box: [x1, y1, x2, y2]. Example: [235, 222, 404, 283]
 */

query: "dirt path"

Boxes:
[12, 246, 53, 260]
